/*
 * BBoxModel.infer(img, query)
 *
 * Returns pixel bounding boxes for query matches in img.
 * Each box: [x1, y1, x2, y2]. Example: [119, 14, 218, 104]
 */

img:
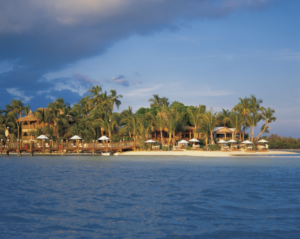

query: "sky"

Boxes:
[0, 0, 299, 137]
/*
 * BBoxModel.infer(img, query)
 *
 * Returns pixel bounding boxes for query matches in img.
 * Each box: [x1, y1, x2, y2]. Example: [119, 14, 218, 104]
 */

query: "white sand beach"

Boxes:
[120, 150, 298, 157]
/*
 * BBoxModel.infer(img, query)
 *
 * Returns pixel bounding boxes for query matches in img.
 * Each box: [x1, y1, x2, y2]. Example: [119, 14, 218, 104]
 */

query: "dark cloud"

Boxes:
[0, 0, 282, 106]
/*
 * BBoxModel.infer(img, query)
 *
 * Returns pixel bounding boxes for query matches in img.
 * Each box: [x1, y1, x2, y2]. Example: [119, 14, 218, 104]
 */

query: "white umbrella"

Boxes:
[98, 136, 110, 141]
[145, 139, 156, 143]
[36, 135, 49, 140]
[70, 135, 82, 140]
[227, 139, 237, 143]
[178, 140, 189, 144]
[258, 139, 268, 143]
[217, 140, 228, 144]
[189, 138, 200, 142]
[242, 140, 253, 144]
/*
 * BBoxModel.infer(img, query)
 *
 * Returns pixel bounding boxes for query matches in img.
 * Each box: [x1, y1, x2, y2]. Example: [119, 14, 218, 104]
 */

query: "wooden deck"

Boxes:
[0, 140, 140, 156]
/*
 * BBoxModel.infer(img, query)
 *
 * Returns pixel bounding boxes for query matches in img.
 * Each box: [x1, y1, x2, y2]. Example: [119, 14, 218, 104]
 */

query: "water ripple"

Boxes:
[0, 156, 300, 238]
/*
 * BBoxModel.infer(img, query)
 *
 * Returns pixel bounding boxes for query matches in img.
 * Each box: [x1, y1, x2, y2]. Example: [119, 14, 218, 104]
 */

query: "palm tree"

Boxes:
[154, 110, 166, 143]
[187, 105, 205, 138]
[94, 113, 118, 138]
[160, 97, 170, 107]
[148, 94, 161, 107]
[45, 100, 69, 142]
[229, 112, 244, 139]
[248, 95, 264, 141]
[163, 107, 178, 146]
[120, 114, 138, 138]
[200, 109, 219, 145]
[110, 89, 123, 111]
[195, 121, 210, 150]
[246, 111, 263, 142]
[233, 97, 252, 118]
[6, 99, 30, 139]
[218, 109, 231, 127]
[36, 108, 46, 123]
[255, 107, 277, 141]
[88, 85, 102, 107]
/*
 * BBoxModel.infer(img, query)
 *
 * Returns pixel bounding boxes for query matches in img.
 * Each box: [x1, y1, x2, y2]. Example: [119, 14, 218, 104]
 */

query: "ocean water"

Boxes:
[0, 155, 300, 239]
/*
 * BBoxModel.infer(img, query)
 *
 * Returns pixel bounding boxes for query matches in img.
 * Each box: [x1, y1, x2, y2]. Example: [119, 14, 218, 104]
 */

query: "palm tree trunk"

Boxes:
[251, 125, 255, 142]
[210, 131, 215, 145]
[255, 120, 269, 141]
[160, 129, 163, 144]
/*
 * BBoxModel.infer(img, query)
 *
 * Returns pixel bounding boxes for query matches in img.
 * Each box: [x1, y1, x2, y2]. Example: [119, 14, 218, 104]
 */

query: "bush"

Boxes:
[207, 144, 221, 151]
[111, 135, 133, 142]
[266, 134, 300, 149]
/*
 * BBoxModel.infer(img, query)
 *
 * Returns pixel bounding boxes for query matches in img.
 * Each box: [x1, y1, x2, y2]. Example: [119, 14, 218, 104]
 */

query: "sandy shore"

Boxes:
[120, 150, 298, 157]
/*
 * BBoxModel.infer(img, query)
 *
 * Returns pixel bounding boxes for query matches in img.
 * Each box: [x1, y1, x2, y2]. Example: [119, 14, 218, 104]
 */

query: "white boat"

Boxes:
[102, 152, 112, 156]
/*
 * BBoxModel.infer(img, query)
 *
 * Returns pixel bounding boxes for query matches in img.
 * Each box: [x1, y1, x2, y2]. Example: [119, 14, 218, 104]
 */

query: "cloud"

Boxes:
[105, 75, 130, 87]
[0, 0, 280, 105]
[6, 88, 33, 103]
[125, 85, 163, 97]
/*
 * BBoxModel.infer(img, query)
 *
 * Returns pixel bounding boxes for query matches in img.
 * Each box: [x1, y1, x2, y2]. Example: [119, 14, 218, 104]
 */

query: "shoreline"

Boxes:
[2, 150, 298, 157]
[120, 150, 298, 157]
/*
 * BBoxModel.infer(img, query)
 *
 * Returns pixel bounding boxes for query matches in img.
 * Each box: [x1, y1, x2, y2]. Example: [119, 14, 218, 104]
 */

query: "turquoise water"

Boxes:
[0, 156, 300, 238]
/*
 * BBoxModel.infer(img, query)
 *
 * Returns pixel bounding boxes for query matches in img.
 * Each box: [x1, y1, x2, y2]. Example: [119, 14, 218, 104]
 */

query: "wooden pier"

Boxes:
[0, 139, 140, 156]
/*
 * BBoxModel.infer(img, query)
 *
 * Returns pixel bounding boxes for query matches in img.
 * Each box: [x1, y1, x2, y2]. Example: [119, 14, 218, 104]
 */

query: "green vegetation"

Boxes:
[0, 86, 279, 150]
[266, 135, 300, 149]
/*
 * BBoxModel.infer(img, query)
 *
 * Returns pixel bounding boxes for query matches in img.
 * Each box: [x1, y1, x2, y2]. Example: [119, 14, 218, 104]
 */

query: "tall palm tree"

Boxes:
[45, 101, 69, 142]
[246, 111, 262, 142]
[248, 95, 264, 141]
[160, 97, 170, 107]
[195, 121, 210, 150]
[110, 89, 123, 111]
[154, 110, 166, 143]
[187, 105, 205, 138]
[120, 114, 138, 138]
[233, 97, 252, 118]
[94, 113, 118, 138]
[229, 112, 244, 139]
[200, 109, 219, 145]
[218, 109, 231, 127]
[148, 94, 161, 107]
[6, 99, 30, 139]
[88, 85, 102, 107]
[255, 107, 277, 141]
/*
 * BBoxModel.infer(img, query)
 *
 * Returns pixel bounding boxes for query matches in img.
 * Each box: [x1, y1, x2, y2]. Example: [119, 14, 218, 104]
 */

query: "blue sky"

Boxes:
[0, 0, 299, 137]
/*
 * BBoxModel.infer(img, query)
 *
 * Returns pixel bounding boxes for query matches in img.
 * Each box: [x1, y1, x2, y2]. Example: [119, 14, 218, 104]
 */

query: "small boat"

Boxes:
[102, 152, 112, 156]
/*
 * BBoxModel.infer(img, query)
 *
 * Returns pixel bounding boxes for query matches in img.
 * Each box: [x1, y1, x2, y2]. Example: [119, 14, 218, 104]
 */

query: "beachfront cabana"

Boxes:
[213, 126, 245, 141]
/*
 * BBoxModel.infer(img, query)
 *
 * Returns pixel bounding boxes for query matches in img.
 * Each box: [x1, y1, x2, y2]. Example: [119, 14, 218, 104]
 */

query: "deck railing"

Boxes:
[22, 123, 53, 130]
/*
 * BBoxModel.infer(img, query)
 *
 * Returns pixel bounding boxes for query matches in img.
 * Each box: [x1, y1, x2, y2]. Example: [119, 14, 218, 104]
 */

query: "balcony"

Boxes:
[22, 123, 53, 130]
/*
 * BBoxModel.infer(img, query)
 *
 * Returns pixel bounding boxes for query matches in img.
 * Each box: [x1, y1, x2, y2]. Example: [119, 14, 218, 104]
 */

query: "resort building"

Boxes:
[213, 126, 245, 141]
[17, 109, 55, 143]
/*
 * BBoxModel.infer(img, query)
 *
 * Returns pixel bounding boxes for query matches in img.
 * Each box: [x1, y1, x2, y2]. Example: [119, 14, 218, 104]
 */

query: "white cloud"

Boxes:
[125, 85, 163, 97]
[6, 88, 33, 103]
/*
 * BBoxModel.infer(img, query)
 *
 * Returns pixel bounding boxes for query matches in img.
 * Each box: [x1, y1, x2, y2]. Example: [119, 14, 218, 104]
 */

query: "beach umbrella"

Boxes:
[242, 140, 253, 144]
[70, 135, 82, 140]
[189, 138, 199, 142]
[217, 140, 228, 144]
[189, 138, 199, 146]
[227, 139, 237, 143]
[145, 139, 156, 143]
[145, 139, 156, 150]
[98, 136, 110, 141]
[258, 139, 268, 143]
[36, 135, 49, 140]
[178, 140, 189, 144]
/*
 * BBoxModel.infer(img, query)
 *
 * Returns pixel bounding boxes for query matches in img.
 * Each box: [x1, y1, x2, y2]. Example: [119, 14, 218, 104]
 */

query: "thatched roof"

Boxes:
[213, 127, 233, 134]
[17, 110, 39, 122]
